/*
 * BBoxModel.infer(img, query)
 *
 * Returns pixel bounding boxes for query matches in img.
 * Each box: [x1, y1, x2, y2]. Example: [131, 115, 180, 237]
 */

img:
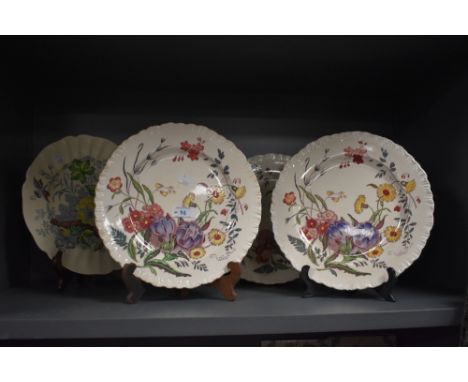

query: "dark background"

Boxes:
[0, 36, 467, 293]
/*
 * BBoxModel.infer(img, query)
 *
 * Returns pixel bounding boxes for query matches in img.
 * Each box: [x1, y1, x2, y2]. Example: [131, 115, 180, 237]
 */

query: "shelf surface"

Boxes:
[0, 281, 463, 340]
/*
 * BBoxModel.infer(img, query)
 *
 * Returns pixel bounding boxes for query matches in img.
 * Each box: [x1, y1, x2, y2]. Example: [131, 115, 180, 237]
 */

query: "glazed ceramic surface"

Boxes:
[95, 123, 261, 289]
[271, 131, 434, 290]
[241, 154, 299, 284]
[22, 135, 120, 275]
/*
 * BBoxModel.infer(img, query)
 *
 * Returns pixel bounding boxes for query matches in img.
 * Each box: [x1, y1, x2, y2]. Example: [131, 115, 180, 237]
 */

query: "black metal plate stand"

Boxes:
[300, 265, 397, 302]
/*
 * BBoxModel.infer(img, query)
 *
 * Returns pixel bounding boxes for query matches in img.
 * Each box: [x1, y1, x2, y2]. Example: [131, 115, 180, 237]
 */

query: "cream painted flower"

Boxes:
[384, 226, 401, 242]
[354, 195, 367, 214]
[368, 246, 384, 258]
[233, 185, 246, 199]
[208, 229, 225, 245]
[182, 192, 196, 208]
[405, 179, 416, 193]
[377, 183, 396, 202]
[210, 187, 225, 204]
[189, 247, 206, 259]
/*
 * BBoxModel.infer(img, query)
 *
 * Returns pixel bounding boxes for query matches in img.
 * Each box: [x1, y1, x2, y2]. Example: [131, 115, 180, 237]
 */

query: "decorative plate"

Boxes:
[22, 135, 120, 275]
[94, 123, 261, 289]
[271, 131, 434, 290]
[241, 154, 299, 284]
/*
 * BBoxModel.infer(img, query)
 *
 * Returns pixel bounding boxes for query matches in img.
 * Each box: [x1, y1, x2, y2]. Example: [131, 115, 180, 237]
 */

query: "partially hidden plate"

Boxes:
[241, 154, 299, 284]
[271, 131, 434, 290]
[22, 135, 120, 275]
[95, 123, 261, 289]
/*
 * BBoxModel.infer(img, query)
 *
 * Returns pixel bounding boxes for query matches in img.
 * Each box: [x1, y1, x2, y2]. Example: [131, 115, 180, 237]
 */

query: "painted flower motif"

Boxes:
[180, 141, 191, 151]
[180, 138, 205, 161]
[318, 222, 329, 236]
[301, 226, 318, 241]
[328, 191, 346, 203]
[306, 216, 318, 228]
[143, 203, 164, 219]
[107, 177, 122, 193]
[220, 208, 228, 216]
[182, 192, 196, 208]
[377, 183, 396, 202]
[318, 210, 337, 224]
[130, 209, 142, 221]
[384, 226, 402, 242]
[326, 220, 350, 252]
[175, 221, 204, 251]
[150, 214, 177, 245]
[122, 217, 136, 233]
[354, 195, 367, 214]
[76, 196, 95, 225]
[368, 246, 384, 258]
[187, 149, 200, 161]
[353, 222, 381, 252]
[404, 179, 416, 193]
[210, 188, 225, 204]
[208, 228, 225, 245]
[233, 185, 246, 199]
[394, 205, 401, 212]
[154, 184, 175, 197]
[69, 159, 94, 183]
[189, 247, 206, 259]
[139, 215, 153, 230]
[59, 227, 71, 237]
[344, 146, 367, 164]
[283, 192, 296, 206]
[326, 220, 380, 253]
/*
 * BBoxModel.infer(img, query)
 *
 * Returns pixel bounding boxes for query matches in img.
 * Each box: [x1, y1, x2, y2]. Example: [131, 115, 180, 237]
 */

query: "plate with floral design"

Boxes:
[241, 154, 299, 285]
[94, 123, 261, 289]
[22, 135, 120, 275]
[271, 131, 434, 290]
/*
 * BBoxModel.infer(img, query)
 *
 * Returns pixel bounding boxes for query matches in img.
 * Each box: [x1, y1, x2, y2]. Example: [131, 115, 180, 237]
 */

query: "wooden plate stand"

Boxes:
[53, 251, 241, 303]
[122, 261, 242, 304]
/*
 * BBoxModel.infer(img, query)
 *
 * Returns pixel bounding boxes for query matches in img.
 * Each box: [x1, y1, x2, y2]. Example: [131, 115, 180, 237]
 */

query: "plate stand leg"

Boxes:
[375, 267, 397, 302]
[122, 263, 145, 304]
[211, 262, 241, 301]
[52, 251, 73, 292]
[300, 265, 324, 298]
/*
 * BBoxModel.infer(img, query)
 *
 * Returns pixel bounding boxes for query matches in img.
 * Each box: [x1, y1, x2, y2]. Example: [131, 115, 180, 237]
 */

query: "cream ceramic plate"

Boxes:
[22, 135, 120, 275]
[241, 154, 299, 284]
[272, 131, 434, 290]
[95, 123, 261, 289]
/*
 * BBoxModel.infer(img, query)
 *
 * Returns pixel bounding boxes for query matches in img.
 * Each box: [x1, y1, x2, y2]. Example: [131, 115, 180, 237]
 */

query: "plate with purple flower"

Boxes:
[271, 131, 434, 290]
[94, 123, 261, 289]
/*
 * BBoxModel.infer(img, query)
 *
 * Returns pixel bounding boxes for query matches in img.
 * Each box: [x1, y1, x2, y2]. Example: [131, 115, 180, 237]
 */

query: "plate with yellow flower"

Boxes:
[94, 123, 261, 289]
[241, 154, 299, 284]
[22, 135, 120, 275]
[271, 131, 434, 290]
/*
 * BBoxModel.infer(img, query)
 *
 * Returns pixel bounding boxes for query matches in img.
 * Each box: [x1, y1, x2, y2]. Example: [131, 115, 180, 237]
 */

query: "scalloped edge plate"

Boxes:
[95, 123, 261, 289]
[22, 135, 120, 275]
[271, 131, 434, 290]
